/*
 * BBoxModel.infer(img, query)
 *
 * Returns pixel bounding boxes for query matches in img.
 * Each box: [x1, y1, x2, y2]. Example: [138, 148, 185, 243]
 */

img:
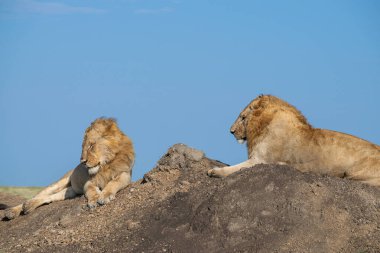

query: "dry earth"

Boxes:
[1, 143, 380, 252]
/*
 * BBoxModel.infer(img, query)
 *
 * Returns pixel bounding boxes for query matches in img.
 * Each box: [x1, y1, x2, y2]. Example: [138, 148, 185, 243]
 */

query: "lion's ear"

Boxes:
[105, 119, 120, 135]
[108, 118, 117, 124]
[109, 118, 118, 128]
[250, 94, 266, 110]
[100, 118, 116, 128]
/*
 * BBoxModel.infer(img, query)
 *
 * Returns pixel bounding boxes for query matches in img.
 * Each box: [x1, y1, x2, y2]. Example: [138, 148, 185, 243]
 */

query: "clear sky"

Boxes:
[0, 0, 379, 186]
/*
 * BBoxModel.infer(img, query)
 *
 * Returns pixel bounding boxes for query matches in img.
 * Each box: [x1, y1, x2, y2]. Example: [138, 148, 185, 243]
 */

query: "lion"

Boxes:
[208, 95, 380, 186]
[4, 118, 134, 220]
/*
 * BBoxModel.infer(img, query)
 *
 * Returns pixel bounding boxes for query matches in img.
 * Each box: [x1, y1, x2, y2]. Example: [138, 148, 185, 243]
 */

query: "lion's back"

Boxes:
[286, 128, 380, 184]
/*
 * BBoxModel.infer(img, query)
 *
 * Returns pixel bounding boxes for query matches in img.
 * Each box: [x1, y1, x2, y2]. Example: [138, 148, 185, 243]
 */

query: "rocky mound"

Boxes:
[1, 144, 380, 252]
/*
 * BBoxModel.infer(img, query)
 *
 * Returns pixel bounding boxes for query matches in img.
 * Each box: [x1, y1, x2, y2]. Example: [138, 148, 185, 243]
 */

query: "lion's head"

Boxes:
[230, 95, 267, 144]
[80, 118, 125, 175]
[230, 95, 311, 147]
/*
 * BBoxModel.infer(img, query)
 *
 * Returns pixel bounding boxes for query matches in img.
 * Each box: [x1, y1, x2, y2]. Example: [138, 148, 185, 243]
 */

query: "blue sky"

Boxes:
[0, 0, 379, 186]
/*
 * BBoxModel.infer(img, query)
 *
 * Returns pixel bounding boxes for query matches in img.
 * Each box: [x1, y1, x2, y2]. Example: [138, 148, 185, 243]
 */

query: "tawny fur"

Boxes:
[208, 95, 380, 186]
[4, 118, 134, 220]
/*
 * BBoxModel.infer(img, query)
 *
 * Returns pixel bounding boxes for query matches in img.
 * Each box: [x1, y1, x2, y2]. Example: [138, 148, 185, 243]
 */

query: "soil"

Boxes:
[1, 143, 380, 253]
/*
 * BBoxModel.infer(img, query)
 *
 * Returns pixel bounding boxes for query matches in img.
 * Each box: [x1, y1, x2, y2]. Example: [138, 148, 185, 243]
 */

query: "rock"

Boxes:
[0, 204, 9, 210]
[172, 143, 205, 162]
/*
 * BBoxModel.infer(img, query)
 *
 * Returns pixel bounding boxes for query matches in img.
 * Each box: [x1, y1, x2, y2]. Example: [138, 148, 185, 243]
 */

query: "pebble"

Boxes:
[126, 220, 140, 230]
[180, 181, 190, 186]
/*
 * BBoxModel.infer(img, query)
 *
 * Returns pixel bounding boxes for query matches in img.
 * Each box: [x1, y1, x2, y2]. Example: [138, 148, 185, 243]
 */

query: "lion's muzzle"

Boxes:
[87, 165, 100, 175]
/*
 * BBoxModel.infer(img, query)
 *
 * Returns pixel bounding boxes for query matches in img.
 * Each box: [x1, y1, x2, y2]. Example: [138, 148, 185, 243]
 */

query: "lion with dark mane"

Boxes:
[5, 118, 134, 220]
[208, 95, 380, 186]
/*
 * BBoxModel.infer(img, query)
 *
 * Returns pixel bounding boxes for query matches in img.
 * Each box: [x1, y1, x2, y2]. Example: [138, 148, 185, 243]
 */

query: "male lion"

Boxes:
[5, 118, 134, 220]
[208, 95, 380, 186]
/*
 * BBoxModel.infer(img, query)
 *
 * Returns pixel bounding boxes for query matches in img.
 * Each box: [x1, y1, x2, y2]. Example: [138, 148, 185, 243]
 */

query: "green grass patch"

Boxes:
[0, 186, 44, 199]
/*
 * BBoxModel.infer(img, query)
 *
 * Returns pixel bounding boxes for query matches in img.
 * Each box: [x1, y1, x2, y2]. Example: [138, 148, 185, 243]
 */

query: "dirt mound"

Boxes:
[1, 144, 380, 252]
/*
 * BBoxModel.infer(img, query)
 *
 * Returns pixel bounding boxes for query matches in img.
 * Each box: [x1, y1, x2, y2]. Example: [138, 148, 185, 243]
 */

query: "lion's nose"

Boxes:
[81, 159, 87, 164]
[230, 129, 235, 134]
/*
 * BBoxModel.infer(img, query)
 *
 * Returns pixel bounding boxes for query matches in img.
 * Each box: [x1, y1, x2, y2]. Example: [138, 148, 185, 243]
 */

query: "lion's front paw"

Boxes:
[97, 192, 115, 206]
[5, 207, 20, 220]
[87, 197, 98, 209]
[85, 189, 101, 209]
[87, 201, 97, 209]
[207, 167, 226, 178]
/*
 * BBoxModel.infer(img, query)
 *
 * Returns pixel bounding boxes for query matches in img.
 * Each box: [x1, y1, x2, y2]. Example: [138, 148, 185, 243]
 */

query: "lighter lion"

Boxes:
[5, 118, 134, 220]
[208, 95, 380, 186]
